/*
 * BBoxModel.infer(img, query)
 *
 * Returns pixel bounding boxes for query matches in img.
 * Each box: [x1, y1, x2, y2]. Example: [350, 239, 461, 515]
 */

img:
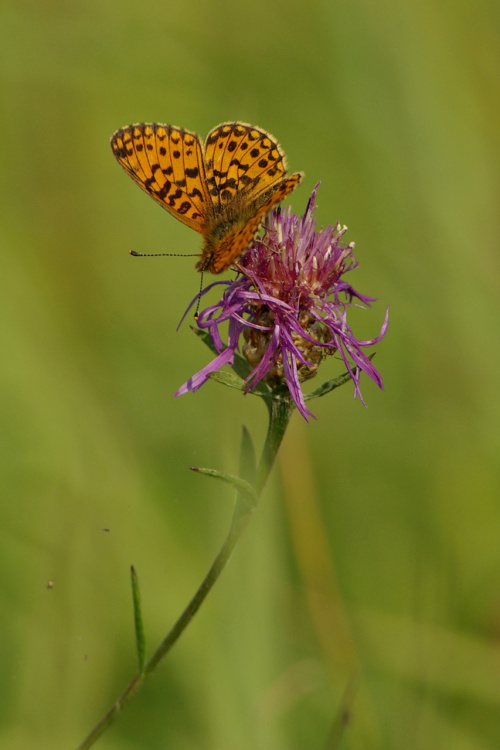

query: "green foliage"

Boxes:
[1, 0, 500, 748]
[130, 566, 146, 676]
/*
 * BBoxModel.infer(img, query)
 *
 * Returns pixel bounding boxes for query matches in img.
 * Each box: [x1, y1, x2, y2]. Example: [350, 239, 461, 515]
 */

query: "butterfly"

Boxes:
[110, 121, 304, 274]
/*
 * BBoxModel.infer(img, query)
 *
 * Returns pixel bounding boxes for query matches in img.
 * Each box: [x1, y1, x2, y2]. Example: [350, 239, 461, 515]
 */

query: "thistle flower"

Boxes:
[175, 183, 388, 420]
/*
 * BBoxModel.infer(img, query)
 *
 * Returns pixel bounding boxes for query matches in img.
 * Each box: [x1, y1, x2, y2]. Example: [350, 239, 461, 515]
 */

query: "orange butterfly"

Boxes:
[110, 122, 304, 274]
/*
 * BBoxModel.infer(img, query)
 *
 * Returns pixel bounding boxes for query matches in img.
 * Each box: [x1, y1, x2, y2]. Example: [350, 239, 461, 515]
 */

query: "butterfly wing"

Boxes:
[203, 122, 292, 209]
[110, 123, 210, 233]
[198, 172, 304, 273]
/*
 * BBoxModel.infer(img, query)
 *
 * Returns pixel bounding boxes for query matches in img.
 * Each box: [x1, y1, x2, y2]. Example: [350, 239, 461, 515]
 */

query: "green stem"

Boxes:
[75, 394, 294, 750]
[256, 393, 296, 494]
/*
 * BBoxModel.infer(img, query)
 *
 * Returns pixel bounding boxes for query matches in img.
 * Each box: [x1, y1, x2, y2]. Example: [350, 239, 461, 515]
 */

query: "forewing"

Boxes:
[110, 123, 209, 233]
[198, 172, 304, 274]
[204, 122, 290, 209]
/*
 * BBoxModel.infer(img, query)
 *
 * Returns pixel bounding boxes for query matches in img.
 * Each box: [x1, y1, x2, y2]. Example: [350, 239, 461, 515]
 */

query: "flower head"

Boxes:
[175, 183, 388, 420]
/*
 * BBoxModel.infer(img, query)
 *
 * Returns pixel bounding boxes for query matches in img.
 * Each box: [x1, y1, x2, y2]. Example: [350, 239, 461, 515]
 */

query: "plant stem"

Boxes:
[75, 394, 294, 750]
[257, 393, 296, 494]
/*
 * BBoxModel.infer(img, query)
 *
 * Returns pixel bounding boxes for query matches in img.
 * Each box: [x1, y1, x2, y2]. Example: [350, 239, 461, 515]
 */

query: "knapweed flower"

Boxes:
[175, 183, 388, 420]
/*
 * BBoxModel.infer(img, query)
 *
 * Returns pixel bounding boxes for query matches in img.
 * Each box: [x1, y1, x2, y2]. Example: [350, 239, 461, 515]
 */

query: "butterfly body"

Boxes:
[110, 122, 303, 274]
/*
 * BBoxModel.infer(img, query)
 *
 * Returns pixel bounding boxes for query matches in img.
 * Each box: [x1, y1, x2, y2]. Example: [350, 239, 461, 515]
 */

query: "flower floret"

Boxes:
[175, 183, 388, 420]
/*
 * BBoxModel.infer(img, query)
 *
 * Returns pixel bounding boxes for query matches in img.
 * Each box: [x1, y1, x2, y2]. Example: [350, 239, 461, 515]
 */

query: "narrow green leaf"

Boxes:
[207, 368, 273, 396]
[228, 350, 254, 381]
[190, 467, 257, 503]
[191, 326, 218, 355]
[208, 370, 245, 390]
[130, 566, 146, 675]
[304, 370, 352, 400]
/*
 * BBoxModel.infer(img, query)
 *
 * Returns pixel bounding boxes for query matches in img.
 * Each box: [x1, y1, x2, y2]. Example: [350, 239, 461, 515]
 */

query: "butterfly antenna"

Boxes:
[129, 250, 198, 258]
[194, 269, 204, 320]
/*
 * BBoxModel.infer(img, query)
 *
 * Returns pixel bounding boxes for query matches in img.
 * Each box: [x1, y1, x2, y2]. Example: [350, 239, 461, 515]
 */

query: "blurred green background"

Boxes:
[1, 0, 500, 748]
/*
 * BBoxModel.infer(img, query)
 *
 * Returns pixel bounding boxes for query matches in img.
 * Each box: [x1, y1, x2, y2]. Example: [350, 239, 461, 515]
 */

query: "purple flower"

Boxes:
[175, 183, 388, 420]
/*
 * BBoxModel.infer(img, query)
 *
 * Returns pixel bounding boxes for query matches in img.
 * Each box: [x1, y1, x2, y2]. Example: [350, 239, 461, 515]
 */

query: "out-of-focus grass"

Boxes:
[1, 1, 499, 748]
